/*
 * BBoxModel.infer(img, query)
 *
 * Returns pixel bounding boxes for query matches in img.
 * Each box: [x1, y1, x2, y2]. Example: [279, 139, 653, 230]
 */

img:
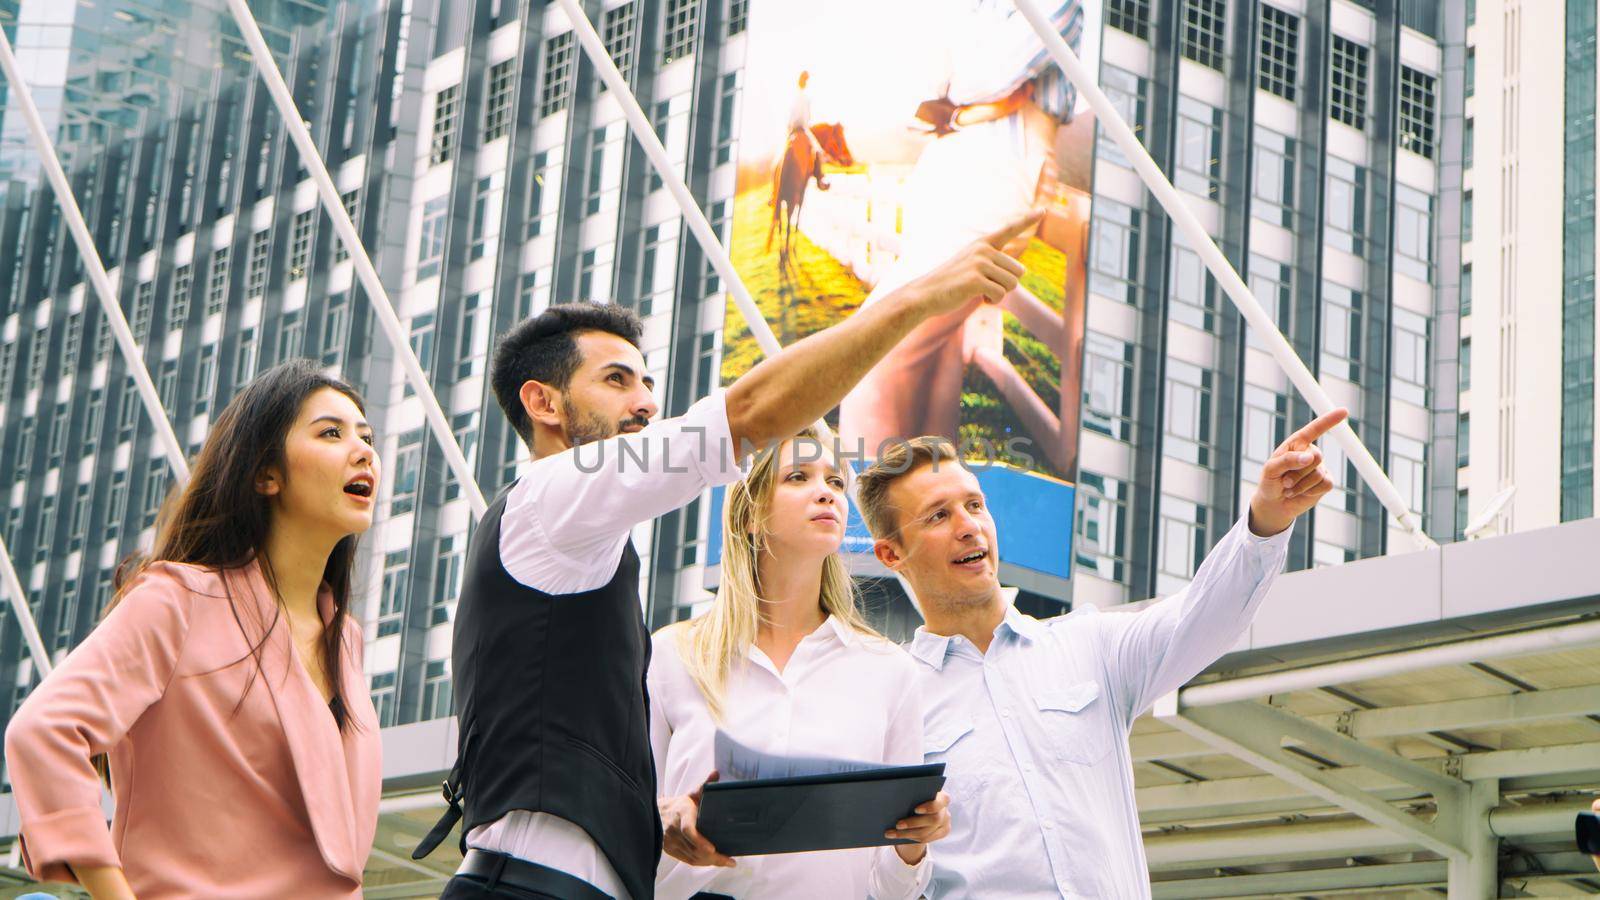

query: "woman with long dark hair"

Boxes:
[5, 359, 384, 899]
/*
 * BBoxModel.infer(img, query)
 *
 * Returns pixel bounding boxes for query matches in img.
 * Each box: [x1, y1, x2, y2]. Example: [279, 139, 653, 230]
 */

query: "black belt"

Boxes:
[456, 850, 615, 900]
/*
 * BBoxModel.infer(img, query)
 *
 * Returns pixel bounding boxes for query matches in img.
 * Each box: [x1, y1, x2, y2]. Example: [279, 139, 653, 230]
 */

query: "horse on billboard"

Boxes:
[766, 123, 854, 270]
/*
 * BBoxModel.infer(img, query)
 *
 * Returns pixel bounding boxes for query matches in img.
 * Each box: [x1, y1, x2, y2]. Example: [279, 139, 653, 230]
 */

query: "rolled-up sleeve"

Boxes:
[501, 390, 744, 594]
[1096, 516, 1292, 722]
[4, 570, 192, 883]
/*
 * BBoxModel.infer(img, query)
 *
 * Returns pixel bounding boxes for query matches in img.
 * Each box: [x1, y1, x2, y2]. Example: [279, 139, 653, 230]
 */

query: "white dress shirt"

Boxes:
[467, 390, 744, 898]
[912, 515, 1293, 898]
[648, 617, 934, 900]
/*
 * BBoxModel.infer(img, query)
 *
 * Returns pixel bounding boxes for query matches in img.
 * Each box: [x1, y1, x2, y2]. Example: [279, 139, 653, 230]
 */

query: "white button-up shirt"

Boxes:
[468, 390, 744, 899]
[648, 616, 933, 900]
[911, 516, 1292, 898]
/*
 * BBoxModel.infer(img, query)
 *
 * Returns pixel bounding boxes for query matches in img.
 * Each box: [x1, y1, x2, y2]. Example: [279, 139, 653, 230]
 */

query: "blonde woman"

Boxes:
[647, 432, 951, 899]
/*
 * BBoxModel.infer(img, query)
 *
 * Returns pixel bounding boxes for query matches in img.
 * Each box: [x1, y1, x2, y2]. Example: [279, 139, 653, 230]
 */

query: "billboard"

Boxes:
[712, 0, 1101, 589]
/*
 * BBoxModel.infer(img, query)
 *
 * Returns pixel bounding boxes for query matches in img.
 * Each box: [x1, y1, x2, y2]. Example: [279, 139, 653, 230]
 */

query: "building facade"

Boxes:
[1459, 0, 1599, 537]
[0, 0, 1463, 741]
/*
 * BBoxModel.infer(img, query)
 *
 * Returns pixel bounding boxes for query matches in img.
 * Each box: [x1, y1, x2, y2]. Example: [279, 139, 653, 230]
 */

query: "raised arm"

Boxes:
[723, 215, 1038, 453]
[1097, 409, 1347, 721]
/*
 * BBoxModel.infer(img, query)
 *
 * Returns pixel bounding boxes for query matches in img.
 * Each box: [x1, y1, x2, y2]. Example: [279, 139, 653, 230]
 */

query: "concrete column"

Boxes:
[1447, 777, 1499, 899]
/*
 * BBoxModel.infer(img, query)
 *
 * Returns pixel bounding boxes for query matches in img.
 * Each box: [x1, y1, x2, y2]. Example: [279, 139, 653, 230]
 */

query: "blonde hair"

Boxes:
[855, 436, 961, 540]
[678, 430, 881, 719]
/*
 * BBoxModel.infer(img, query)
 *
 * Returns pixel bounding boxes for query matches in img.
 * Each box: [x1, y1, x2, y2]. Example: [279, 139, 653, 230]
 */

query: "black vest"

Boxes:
[417, 487, 661, 899]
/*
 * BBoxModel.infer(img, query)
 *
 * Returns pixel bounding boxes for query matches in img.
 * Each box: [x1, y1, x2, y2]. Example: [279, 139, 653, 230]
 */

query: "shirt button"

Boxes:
[1043, 820, 1053, 830]
[1000, 708, 1011, 719]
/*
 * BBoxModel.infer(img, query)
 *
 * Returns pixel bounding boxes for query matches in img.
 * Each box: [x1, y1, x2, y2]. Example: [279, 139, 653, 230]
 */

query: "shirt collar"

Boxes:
[908, 627, 956, 671]
[998, 605, 1048, 644]
[909, 605, 1047, 671]
[822, 614, 857, 648]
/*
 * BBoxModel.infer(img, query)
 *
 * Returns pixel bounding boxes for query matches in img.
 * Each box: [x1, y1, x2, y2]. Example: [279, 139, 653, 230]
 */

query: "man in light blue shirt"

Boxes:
[855, 409, 1348, 898]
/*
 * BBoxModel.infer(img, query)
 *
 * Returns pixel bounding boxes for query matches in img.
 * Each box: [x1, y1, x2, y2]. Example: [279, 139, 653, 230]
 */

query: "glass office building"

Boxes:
[0, 0, 1462, 737]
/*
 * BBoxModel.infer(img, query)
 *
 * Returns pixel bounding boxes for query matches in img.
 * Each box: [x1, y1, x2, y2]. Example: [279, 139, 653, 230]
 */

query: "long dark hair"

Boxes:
[111, 359, 368, 732]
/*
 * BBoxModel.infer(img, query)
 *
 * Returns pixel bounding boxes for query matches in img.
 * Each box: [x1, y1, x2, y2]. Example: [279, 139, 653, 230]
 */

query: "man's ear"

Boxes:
[520, 380, 563, 429]
[255, 467, 282, 497]
[872, 537, 904, 572]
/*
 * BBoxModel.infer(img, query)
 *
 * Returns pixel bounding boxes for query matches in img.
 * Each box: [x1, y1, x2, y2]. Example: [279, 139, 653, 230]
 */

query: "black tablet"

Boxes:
[697, 763, 947, 856]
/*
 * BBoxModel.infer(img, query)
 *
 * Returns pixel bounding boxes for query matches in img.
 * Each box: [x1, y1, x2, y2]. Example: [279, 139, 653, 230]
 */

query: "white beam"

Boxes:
[1143, 797, 1594, 869]
[1138, 767, 1413, 823]
[1165, 703, 1465, 859]
[1151, 861, 1448, 899]
[1346, 683, 1600, 738]
[222, 0, 487, 518]
[1138, 683, 1600, 764]
[1181, 619, 1600, 707]
[1218, 700, 1464, 798]
[1009, 0, 1433, 549]
[1138, 742, 1600, 821]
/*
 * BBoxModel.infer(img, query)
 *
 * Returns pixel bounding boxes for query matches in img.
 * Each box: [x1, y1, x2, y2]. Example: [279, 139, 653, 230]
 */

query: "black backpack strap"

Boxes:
[412, 760, 464, 859]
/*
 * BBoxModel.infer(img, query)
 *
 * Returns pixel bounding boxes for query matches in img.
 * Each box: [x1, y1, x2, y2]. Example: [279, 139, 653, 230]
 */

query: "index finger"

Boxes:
[983, 210, 1044, 249]
[1286, 407, 1349, 448]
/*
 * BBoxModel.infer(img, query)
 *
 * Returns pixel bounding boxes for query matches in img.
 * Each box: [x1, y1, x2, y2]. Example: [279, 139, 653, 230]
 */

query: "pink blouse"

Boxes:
[4, 559, 381, 898]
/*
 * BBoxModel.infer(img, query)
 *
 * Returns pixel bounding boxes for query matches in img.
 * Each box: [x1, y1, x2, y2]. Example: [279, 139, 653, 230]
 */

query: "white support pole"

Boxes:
[1010, 0, 1436, 550]
[223, 0, 487, 519]
[0, 532, 51, 678]
[0, 28, 190, 487]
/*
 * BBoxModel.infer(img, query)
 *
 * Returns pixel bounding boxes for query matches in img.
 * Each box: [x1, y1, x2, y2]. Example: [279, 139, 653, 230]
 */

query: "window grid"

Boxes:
[1257, 5, 1299, 101]
[335, 189, 361, 263]
[602, 3, 638, 85]
[322, 292, 350, 367]
[418, 196, 449, 279]
[1075, 472, 1130, 583]
[389, 429, 423, 516]
[1399, 65, 1437, 159]
[131, 282, 156, 345]
[1106, 0, 1150, 40]
[483, 60, 516, 142]
[662, 0, 699, 65]
[25, 326, 48, 391]
[423, 659, 453, 720]
[204, 248, 230, 317]
[246, 230, 271, 299]
[378, 550, 408, 638]
[288, 210, 315, 280]
[715, 73, 740, 166]
[540, 32, 576, 118]
[1181, 0, 1227, 71]
[430, 84, 461, 166]
[727, 0, 748, 35]
[1330, 36, 1370, 130]
[0, 343, 14, 397]
[170, 264, 193, 325]
[471, 173, 506, 264]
